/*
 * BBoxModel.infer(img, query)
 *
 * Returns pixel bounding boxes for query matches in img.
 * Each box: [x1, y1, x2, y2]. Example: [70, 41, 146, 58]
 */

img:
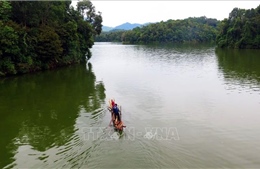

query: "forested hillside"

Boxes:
[95, 30, 125, 42]
[0, 0, 102, 76]
[216, 5, 260, 49]
[122, 17, 219, 44]
[95, 17, 219, 44]
[96, 4, 260, 49]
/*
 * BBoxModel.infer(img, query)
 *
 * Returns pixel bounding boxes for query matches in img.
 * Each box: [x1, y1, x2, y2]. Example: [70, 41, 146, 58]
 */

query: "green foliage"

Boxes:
[0, 0, 11, 21]
[0, 21, 20, 75]
[36, 26, 63, 68]
[216, 5, 260, 49]
[0, 57, 16, 75]
[0, 22, 20, 56]
[0, 0, 102, 76]
[96, 17, 219, 44]
[95, 30, 126, 42]
[77, 0, 102, 35]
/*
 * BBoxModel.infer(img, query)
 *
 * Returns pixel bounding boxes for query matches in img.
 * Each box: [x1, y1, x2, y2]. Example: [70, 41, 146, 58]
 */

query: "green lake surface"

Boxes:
[1, 42, 260, 168]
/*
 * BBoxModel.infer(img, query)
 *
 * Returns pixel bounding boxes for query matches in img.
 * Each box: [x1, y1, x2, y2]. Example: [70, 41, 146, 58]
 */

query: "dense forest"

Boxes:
[96, 5, 260, 49]
[122, 17, 219, 44]
[216, 5, 260, 48]
[96, 17, 219, 44]
[0, 0, 102, 76]
[95, 30, 125, 42]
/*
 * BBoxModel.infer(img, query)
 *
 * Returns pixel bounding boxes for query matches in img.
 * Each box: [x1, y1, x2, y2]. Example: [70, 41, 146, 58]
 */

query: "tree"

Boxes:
[36, 25, 63, 68]
[0, 0, 11, 22]
[216, 5, 260, 48]
[120, 17, 219, 44]
[0, 21, 20, 75]
[0, 0, 103, 76]
[77, 0, 102, 35]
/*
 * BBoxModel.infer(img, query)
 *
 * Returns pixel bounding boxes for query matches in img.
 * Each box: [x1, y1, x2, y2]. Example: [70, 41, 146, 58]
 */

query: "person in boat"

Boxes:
[113, 104, 125, 130]
[109, 99, 115, 124]
[112, 103, 121, 123]
[109, 99, 119, 125]
[111, 99, 115, 108]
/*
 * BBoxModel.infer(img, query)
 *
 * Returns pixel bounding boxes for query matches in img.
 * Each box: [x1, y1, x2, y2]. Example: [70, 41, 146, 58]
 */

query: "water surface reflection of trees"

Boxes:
[0, 63, 106, 168]
[216, 49, 260, 89]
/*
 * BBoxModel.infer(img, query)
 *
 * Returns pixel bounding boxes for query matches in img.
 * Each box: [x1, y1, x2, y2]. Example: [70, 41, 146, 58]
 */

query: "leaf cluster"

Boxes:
[0, 0, 102, 76]
[216, 5, 260, 48]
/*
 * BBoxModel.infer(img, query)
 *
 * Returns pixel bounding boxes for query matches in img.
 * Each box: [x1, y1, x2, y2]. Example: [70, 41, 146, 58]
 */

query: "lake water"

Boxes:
[1, 42, 260, 168]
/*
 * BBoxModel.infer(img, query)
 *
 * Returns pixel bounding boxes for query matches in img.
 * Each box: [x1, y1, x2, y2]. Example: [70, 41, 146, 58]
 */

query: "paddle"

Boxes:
[120, 105, 122, 119]
[107, 105, 113, 126]
[119, 105, 126, 128]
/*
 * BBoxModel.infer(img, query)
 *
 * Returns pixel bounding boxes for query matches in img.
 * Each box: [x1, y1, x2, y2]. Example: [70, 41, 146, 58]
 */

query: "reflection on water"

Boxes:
[90, 43, 260, 168]
[1, 42, 260, 168]
[216, 48, 260, 92]
[0, 63, 106, 168]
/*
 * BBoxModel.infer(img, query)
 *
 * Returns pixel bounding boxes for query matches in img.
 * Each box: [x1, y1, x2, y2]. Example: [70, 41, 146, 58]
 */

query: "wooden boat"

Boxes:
[108, 99, 125, 131]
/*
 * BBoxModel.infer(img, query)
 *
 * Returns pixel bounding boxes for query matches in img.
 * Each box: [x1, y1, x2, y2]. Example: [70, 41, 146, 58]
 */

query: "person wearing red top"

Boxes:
[109, 99, 115, 125]
[111, 99, 115, 108]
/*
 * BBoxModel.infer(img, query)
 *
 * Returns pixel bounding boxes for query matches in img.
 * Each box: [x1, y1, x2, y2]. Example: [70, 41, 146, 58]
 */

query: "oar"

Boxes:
[119, 105, 126, 128]
[120, 105, 122, 118]
[107, 105, 113, 126]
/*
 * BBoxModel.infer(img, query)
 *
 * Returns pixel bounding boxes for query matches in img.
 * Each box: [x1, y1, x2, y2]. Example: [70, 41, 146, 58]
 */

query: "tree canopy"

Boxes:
[96, 4, 260, 49]
[95, 17, 219, 44]
[95, 30, 126, 42]
[216, 5, 260, 48]
[0, 0, 102, 76]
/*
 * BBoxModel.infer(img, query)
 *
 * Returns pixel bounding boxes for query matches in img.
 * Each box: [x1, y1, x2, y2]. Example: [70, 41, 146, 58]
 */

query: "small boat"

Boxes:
[108, 99, 125, 131]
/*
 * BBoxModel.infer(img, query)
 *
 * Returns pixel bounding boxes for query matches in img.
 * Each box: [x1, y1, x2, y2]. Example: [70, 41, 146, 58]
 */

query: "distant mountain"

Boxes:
[102, 26, 113, 32]
[113, 22, 142, 30]
[102, 22, 144, 32]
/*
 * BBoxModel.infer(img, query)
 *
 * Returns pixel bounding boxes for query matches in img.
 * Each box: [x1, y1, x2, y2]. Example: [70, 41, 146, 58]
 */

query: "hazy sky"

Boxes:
[88, 1, 260, 27]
